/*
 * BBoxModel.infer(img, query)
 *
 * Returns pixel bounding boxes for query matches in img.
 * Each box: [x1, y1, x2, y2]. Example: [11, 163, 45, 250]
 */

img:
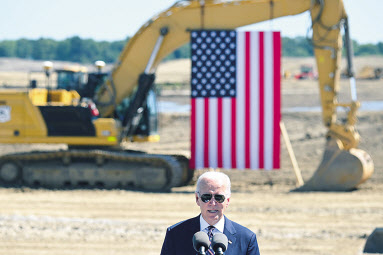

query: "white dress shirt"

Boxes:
[200, 214, 225, 235]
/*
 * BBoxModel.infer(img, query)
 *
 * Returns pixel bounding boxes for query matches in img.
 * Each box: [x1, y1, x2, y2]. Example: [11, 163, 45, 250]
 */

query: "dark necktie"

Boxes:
[207, 226, 215, 255]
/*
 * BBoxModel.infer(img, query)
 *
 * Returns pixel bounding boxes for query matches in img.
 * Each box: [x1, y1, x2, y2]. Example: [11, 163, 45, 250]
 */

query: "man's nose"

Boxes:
[209, 198, 217, 205]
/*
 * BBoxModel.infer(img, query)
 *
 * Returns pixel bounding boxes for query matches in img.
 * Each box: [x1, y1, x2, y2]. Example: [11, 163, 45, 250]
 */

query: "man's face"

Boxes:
[196, 177, 230, 226]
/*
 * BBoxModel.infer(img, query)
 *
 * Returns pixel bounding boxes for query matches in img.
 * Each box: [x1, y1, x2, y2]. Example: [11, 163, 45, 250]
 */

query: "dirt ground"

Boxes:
[0, 57, 382, 255]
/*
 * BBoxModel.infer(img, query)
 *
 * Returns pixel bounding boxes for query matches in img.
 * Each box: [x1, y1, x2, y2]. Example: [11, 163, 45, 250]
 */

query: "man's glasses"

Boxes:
[199, 193, 226, 203]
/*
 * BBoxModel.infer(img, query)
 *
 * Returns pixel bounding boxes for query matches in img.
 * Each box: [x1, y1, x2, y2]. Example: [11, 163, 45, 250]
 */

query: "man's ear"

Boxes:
[195, 193, 200, 205]
[226, 197, 230, 207]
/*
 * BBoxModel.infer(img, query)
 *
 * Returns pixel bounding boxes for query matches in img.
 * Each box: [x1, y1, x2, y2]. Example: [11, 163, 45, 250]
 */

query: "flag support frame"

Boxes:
[280, 121, 304, 187]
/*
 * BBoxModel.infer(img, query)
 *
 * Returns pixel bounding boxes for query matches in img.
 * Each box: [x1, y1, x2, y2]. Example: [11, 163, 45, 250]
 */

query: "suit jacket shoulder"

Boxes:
[167, 216, 198, 231]
[161, 215, 200, 255]
[224, 216, 260, 255]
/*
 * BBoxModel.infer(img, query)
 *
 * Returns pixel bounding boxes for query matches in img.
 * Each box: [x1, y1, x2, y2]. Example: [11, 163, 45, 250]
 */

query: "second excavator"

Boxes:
[0, 0, 374, 191]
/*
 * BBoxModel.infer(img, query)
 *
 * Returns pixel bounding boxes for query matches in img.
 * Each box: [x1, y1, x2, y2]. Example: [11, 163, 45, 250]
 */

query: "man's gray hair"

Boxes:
[195, 171, 231, 197]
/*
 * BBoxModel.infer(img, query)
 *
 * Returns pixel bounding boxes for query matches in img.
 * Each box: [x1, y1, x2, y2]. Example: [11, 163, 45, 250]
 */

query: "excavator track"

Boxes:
[171, 154, 195, 187]
[0, 149, 185, 192]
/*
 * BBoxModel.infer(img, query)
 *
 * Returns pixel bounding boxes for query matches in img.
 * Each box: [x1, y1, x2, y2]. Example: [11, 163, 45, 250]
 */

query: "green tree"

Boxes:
[55, 39, 71, 61]
[0, 40, 16, 57]
[16, 39, 33, 58]
[0, 36, 381, 63]
[31, 38, 56, 60]
[282, 36, 313, 57]
[104, 39, 126, 62]
[81, 39, 99, 63]
[377, 42, 383, 55]
[68, 36, 84, 62]
[355, 43, 379, 56]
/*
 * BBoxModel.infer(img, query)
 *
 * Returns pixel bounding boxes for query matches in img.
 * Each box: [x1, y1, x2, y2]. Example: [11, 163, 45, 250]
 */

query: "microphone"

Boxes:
[211, 233, 228, 255]
[193, 231, 210, 255]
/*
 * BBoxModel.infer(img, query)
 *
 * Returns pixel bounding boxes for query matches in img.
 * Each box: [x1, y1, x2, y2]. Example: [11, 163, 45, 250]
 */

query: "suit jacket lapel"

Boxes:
[183, 215, 201, 255]
[223, 215, 237, 253]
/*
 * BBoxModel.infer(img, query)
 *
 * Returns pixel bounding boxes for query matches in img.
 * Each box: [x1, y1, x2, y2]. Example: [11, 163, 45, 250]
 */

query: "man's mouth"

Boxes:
[208, 210, 218, 213]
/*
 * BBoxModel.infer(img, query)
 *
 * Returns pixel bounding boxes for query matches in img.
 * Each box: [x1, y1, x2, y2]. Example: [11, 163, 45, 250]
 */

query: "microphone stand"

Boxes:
[197, 246, 206, 255]
[215, 247, 224, 255]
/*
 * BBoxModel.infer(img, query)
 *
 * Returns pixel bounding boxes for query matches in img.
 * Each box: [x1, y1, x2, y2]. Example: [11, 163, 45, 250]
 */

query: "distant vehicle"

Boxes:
[294, 64, 317, 80]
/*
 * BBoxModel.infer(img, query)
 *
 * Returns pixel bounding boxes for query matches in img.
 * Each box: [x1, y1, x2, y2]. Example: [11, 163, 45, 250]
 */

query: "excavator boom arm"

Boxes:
[98, 0, 318, 113]
[94, 0, 374, 191]
[100, 0, 352, 145]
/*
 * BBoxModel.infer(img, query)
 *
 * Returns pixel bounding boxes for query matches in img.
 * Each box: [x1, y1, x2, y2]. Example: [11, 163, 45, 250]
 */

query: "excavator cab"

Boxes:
[52, 63, 160, 143]
[131, 89, 159, 141]
[81, 72, 109, 98]
[56, 66, 88, 91]
[116, 87, 159, 142]
[56, 67, 109, 99]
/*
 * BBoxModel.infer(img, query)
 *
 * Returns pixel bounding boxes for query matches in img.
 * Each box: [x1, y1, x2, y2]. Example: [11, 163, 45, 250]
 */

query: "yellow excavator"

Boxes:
[0, 0, 374, 191]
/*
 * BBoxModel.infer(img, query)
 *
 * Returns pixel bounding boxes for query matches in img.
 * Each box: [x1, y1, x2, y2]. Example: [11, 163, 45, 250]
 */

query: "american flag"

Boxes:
[190, 30, 281, 170]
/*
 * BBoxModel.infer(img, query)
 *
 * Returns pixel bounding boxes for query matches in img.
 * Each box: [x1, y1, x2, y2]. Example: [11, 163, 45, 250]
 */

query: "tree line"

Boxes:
[0, 36, 127, 63]
[0, 36, 381, 64]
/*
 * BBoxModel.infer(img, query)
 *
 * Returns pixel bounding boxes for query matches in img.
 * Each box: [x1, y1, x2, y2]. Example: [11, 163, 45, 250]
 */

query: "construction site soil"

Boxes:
[0, 57, 382, 255]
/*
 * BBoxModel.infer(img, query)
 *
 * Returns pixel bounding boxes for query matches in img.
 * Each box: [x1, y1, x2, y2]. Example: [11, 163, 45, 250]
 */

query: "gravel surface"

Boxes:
[0, 57, 382, 254]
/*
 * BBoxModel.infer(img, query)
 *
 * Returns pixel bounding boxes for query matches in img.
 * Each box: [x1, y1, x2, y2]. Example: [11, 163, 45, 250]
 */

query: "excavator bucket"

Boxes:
[297, 138, 374, 191]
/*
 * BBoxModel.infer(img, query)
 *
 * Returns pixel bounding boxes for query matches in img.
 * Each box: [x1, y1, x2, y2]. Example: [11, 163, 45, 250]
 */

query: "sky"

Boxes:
[0, 0, 381, 44]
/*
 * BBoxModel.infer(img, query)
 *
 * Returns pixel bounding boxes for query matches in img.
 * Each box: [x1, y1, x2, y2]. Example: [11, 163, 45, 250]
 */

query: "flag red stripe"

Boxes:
[273, 32, 281, 168]
[204, 98, 209, 168]
[217, 97, 223, 168]
[190, 98, 196, 169]
[245, 32, 251, 169]
[231, 98, 236, 169]
[258, 32, 265, 169]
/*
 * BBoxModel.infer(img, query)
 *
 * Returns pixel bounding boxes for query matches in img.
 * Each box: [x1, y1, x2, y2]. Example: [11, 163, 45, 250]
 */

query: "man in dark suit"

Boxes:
[161, 171, 260, 255]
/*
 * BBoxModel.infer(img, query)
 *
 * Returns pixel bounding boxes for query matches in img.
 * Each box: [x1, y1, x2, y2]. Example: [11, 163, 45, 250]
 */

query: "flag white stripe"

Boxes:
[195, 98, 205, 169]
[264, 31, 274, 170]
[222, 98, 232, 169]
[250, 31, 260, 169]
[209, 98, 218, 168]
[236, 31, 245, 169]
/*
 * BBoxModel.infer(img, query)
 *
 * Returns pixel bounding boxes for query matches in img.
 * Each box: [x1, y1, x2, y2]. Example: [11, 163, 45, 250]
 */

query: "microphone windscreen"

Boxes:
[193, 231, 210, 252]
[212, 233, 228, 252]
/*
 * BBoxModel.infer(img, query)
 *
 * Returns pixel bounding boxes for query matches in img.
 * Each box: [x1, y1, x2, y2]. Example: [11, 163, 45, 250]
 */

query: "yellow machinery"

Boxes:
[0, 0, 374, 191]
[356, 65, 383, 80]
